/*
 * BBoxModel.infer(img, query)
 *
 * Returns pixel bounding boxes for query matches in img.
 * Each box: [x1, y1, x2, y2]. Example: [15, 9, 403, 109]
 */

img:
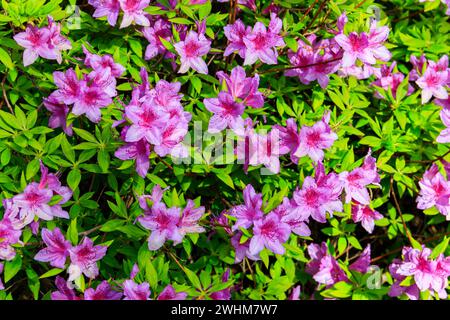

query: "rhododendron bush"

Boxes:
[0, 0, 449, 301]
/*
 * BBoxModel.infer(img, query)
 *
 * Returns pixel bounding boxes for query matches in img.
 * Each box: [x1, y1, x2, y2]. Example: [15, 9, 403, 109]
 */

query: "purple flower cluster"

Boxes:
[137, 185, 205, 250]
[389, 246, 450, 300]
[114, 68, 191, 177]
[43, 47, 124, 133]
[89, 0, 150, 29]
[13, 16, 71, 66]
[224, 13, 285, 66]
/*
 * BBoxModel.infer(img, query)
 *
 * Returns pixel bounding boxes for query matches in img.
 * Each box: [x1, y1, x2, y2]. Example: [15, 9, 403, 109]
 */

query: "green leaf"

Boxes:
[184, 268, 202, 289]
[67, 218, 78, 245]
[0, 47, 14, 69]
[61, 135, 75, 163]
[67, 169, 81, 191]
[430, 236, 449, 259]
[39, 268, 64, 279]
[4, 255, 22, 283]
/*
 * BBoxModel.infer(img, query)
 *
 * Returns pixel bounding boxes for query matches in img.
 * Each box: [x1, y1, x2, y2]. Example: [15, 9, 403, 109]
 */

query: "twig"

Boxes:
[390, 176, 414, 246]
[305, 0, 328, 31]
[1, 76, 13, 114]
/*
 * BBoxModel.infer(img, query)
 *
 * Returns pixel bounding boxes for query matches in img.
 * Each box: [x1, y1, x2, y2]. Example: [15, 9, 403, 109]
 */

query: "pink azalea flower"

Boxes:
[43, 94, 72, 136]
[409, 54, 427, 81]
[84, 281, 122, 300]
[157, 284, 188, 300]
[51, 68, 83, 105]
[0, 217, 22, 261]
[246, 130, 283, 173]
[388, 258, 420, 300]
[210, 269, 232, 300]
[72, 82, 113, 123]
[339, 149, 380, 205]
[230, 184, 264, 231]
[13, 17, 71, 66]
[204, 91, 245, 133]
[335, 21, 390, 68]
[68, 237, 107, 282]
[51, 276, 81, 300]
[437, 107, 450, 143]
[288, 285, 301, 300]
[223, 19, 252, 58]
[34, 228, 71, 269]
[416, 63, 449, 104]
[124, 100, 170, 145]
[273, 197, 311, 237]
[417, 164, 450, 219]
[231, 232, 260, 263]
[142, 18, 174, 60]
[138, 202, 183, 250]
[291, 175, 342, 224]
[273, 118, 300, 164]
[216, 66, 264, 109]
[178, 200, 205, 236]
[83, 45, 125, 77]
[88, 0, 121, 26]
[249, 212, 290, 256]
[349, 245, 372, 273]
[153, 119, 190, 158]
[115, 127, 150, 178]
[351, 203, 383, 234]
[306, 242, 348, 286]
[293, 111, 338, 163]
[119, 0, 150, 29]
[243, 13, 285, 65]
[123, 280, 151, 300]
[174, 30, 211, 74]
[371, 62, 414, 99]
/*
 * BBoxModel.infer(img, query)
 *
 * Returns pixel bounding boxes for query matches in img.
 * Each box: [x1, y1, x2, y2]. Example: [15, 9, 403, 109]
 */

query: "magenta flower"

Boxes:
[388, 259, 420, 300]
[223, 19, 251, 58]
[339, 149, 380, 205]
[43, 95, 72, 136]
[273, 118, 301, 164]
[119, 0, 150, 29]
[247, 130, 284, 173]
[84, 281, 122, 300]
[142, 18, 173, 60]
[178, 200, 205, 236]
[371, 62, 414, 99]
[231, 232, 260, 263]
[417, 164, 450, 220]
[68, 237, 107, 282]
[291, 176, 342, 224]
[157, 285, 188, 300]
[51, 69, 83, 105]
[51, 276, 81, 300]
[437, 107, 450, 143]
[88, 0, 121, 27]
[288, 286, 301, 300]
[230, 184, 264, 231]
[293, 111, 338, 163]
[13, 17, 71, 66]
[72, 82, 113, 123]
[335, 21, 391, 68]
[349, 245, 372, 274]
[174, 30, 211, 74]
[138, 202, 183, 250]
[243, 13, 285, 65]
[153, 120, 190, 158]
[273, 197, 311, 237]
[83, 46, 125, 77]
[204, 91, 245, 133]
[124, 100, 169, 145]
[115, 127, 150, 178]
[216, 66, 264, 109]
[249, 212, 291, 256]
[416, 64, 449, 104]
[0, 217, 22, 261]
[351, 203, 383, 234]
[306, 242, 348, 286]
[123, 280, 151, 300]
[34, 228, 71, 269]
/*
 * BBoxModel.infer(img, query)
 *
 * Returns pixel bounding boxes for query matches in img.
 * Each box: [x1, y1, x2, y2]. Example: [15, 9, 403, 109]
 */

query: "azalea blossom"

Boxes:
[231, 232, 260, 263]
[34, 228, 71, 269]
[371, 62, 414, 99]
[157, 285, 188, 300]
[43, 95, 72, 136]
[142, 18, 174, 60]
[0, 217, 22, 261]
[230, 184, 264, 231]
[174, 30, 211, 74]
[84, 281, 123, 300]
[178, 199, 205, 236]
[88, 0, 121, 26]
[119, 0, 150, 29]
[68, 237, 107, 282]
[210, 269, 232, 300]
[243, 13, 285, 65]
[273, 118, 301, 164]
[223, 19, 252, 58]
[349, 245, 372, 273]
[339, 149, 380, 205]
[249, 212, 291, 256]
[114, 127, 150, 178]
[273, 197, 311, 237]
[204, 91, 245, 134]
[123, 280, 151, 300]
[416, 62, 449, 104]
[293, 111, 338, 163]
[351, 203, 383, 234]
[51, 276, 81, 300]
[306, 242, 348, 286]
